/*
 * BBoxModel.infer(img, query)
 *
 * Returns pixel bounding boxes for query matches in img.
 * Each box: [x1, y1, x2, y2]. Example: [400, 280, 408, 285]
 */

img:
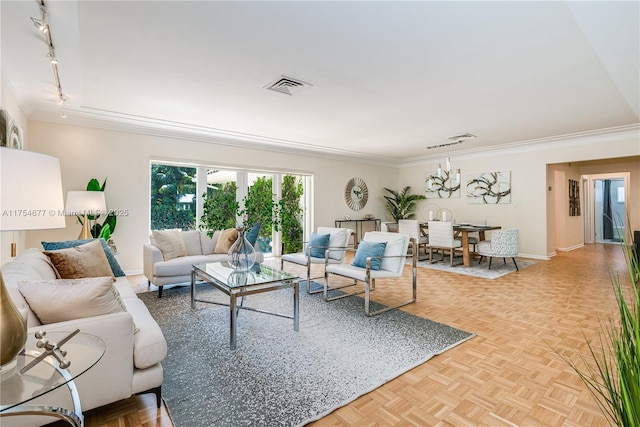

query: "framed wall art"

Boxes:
[0, 109, 23, 149]
[569, 179, 580, 216]
[425, 170, 460, 199]
[466, 171, 511, 204]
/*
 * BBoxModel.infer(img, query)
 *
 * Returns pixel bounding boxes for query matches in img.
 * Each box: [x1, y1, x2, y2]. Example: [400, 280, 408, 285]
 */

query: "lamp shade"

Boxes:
[0, 147, 65, 231]
[65, 191, 106, 215]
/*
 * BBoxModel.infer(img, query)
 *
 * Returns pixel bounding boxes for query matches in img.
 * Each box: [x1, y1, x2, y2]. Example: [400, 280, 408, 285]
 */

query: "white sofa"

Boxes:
[144, 229, 264, 297]
[1, 248, 167, 420]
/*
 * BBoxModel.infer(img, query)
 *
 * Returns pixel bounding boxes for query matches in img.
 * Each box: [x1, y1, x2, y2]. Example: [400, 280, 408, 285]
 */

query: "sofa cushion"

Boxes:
[18, 276, 126, 324]
[214, 228, 238, 254]
[200, 230, 221, 255]
[181, 230, 202, 256]
[151, 229, 187, 261]
[122, 298, 168, 369]
[44, 240, 114, 279]
[153, 254, 219, 277]
[42, 238, 125, 277]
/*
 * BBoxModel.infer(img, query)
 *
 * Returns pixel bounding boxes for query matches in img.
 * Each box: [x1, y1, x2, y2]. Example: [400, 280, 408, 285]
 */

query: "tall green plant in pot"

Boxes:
[555, 222, 639, 426]
[383, 186, 426, 223]
[81, 178, 117, 241]
[200, 181, 239, 236]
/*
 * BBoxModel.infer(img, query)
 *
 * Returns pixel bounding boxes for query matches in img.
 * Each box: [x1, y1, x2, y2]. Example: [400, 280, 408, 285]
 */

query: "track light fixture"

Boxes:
[30, 16, 48, 33]
[46, 49, 58, 64]
[30, 1, 68, 119]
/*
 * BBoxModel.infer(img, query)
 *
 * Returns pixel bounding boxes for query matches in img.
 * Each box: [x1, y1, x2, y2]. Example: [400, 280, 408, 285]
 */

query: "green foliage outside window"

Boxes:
[200, 174, 305, 254]
[150, 164, 196, 230]
[200, 181, 239, 236]
[280, 175, 304, 254]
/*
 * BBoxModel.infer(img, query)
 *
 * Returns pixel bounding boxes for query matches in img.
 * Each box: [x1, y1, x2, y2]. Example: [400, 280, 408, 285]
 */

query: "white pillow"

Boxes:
[181, 230, 202, 256]
[18, 277, 127, 324]
[151, 229, 187, 260]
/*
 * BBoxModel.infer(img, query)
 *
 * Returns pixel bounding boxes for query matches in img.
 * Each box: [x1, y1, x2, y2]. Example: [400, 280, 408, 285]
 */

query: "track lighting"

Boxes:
[46, 49, 58, 64]
[31, 1, 69, 118]
[31, 17, 48, 33]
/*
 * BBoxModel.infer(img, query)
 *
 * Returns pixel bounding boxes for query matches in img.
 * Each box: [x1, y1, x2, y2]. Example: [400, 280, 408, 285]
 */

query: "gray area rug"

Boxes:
[139, 281, 474, 427]
[409, 257, 537, 279]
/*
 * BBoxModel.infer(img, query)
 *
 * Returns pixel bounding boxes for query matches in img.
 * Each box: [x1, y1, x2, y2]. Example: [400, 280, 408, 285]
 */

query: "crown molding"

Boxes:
[400, 123, 640, 168]
[28, 107, 402, 167]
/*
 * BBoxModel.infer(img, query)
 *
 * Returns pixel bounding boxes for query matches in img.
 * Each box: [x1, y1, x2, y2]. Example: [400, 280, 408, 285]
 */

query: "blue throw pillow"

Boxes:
[307, 233, 330, 258]
[42, 238, 126, 277]
[245, 223, 261, 247]
[351, 241, 387, 271]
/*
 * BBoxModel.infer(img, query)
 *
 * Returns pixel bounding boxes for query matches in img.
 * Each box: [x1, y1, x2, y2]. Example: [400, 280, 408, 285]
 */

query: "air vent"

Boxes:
[447, 133, 477, 141]
[427, 141, 463, 150]
[264, 76, 312, 95]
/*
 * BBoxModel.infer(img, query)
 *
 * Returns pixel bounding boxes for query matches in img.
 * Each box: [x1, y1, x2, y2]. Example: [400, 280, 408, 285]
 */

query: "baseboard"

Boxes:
[556, 243, 585, 252]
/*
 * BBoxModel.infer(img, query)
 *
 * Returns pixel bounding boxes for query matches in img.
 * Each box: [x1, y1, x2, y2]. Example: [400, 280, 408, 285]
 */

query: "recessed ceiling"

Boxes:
[1, 1, 638, 163]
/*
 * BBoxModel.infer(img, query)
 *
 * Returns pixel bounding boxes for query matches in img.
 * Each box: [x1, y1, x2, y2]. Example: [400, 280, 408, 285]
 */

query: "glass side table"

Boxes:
[0, 331, 105, 427]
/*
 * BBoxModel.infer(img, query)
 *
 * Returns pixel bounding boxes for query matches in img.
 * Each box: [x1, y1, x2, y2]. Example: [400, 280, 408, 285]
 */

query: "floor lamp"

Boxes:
[0, 147, 65, 374]
[65, 191, 106, 240]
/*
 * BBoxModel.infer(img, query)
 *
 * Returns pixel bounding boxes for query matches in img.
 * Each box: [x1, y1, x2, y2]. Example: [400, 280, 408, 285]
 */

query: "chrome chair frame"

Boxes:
[281, 228, 354, 294]
[323, 236, 417, 317]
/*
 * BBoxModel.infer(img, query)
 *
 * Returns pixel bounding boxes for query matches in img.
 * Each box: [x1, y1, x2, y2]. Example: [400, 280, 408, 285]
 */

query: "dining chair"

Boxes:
[477, 229, 519, 270]
[324, 231, 416, 316]
[281, 226, 353, 294]
[427, 221, 462, 266]
[398, 219, 429, 261]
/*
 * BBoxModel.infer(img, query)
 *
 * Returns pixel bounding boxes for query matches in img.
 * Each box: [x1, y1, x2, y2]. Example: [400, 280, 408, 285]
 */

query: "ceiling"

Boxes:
[1, 1, 638, 165]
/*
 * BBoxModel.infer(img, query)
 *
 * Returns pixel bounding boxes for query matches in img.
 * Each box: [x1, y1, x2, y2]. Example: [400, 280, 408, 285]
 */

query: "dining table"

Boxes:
[420, 223, 501, 267]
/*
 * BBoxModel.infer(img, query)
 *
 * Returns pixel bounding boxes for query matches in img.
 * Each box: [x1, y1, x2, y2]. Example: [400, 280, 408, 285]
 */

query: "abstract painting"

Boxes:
[425, 170, 460, 199]
[0, 110, 23, 149]
[467, 171, 511, 204]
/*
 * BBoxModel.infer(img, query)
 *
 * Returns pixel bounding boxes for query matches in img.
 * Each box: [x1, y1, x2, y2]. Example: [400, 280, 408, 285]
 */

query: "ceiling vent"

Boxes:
[264, 76, 312, 95]
[447, 133, 477, 141]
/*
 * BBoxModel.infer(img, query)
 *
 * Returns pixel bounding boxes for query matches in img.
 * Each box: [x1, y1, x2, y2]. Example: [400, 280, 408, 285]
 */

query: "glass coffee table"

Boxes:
[0, 331, 105, 427]
[191, 262, 300, 349]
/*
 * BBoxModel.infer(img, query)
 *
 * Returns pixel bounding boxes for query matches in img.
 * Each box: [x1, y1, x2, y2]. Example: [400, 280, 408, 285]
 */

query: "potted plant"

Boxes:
[554, 223, 639, 426]
[82, 178, 117, 241]
[383, 186, 426, 231]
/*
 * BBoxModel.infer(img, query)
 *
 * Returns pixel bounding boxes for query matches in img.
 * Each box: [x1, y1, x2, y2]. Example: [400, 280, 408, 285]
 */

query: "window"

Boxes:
[150, 162, 309, 257]
[150, 164, 197, 230]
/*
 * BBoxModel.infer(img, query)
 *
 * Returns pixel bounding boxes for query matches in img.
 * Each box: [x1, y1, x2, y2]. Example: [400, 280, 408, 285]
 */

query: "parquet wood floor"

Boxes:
[81, 244, 631, 426]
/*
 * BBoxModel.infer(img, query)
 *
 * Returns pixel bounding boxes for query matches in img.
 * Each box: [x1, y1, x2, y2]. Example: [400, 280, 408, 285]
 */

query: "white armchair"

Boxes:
[427, 221, 462, 266]
[324, 231, 416, 316]
[477, 229, 519, 270]
[281, 227, 353, 294]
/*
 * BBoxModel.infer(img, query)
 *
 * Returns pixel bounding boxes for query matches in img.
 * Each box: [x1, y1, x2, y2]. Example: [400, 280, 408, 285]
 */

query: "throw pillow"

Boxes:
[151, 229, 188, 261]
[200, 230, 220, 255]
[214, 228, 239, 254]
[42, 238, 125, 277]
[181, 230, 203, 256]
[44, 239, 115, 279]
[351, 241, 387, 271]
[18, 276, 126, 324]
[245, 223, 261, 247]
[306, 233, 330, 258]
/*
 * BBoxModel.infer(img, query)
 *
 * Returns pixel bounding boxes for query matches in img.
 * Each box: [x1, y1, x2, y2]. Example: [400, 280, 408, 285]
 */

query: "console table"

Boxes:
[334, 218, 381, 247]
[0, 331, 105, 427]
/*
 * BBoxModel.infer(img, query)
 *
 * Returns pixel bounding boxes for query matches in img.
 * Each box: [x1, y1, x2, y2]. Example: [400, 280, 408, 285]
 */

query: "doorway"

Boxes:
[592, 177, 627, 243]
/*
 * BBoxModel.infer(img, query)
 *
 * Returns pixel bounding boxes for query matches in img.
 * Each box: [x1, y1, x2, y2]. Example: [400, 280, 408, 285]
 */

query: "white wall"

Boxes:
[0, 77, 30, 264]
[24, 121, 397, 272]
[3, 114, 638, 269]
[398, 132, 639, 259]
